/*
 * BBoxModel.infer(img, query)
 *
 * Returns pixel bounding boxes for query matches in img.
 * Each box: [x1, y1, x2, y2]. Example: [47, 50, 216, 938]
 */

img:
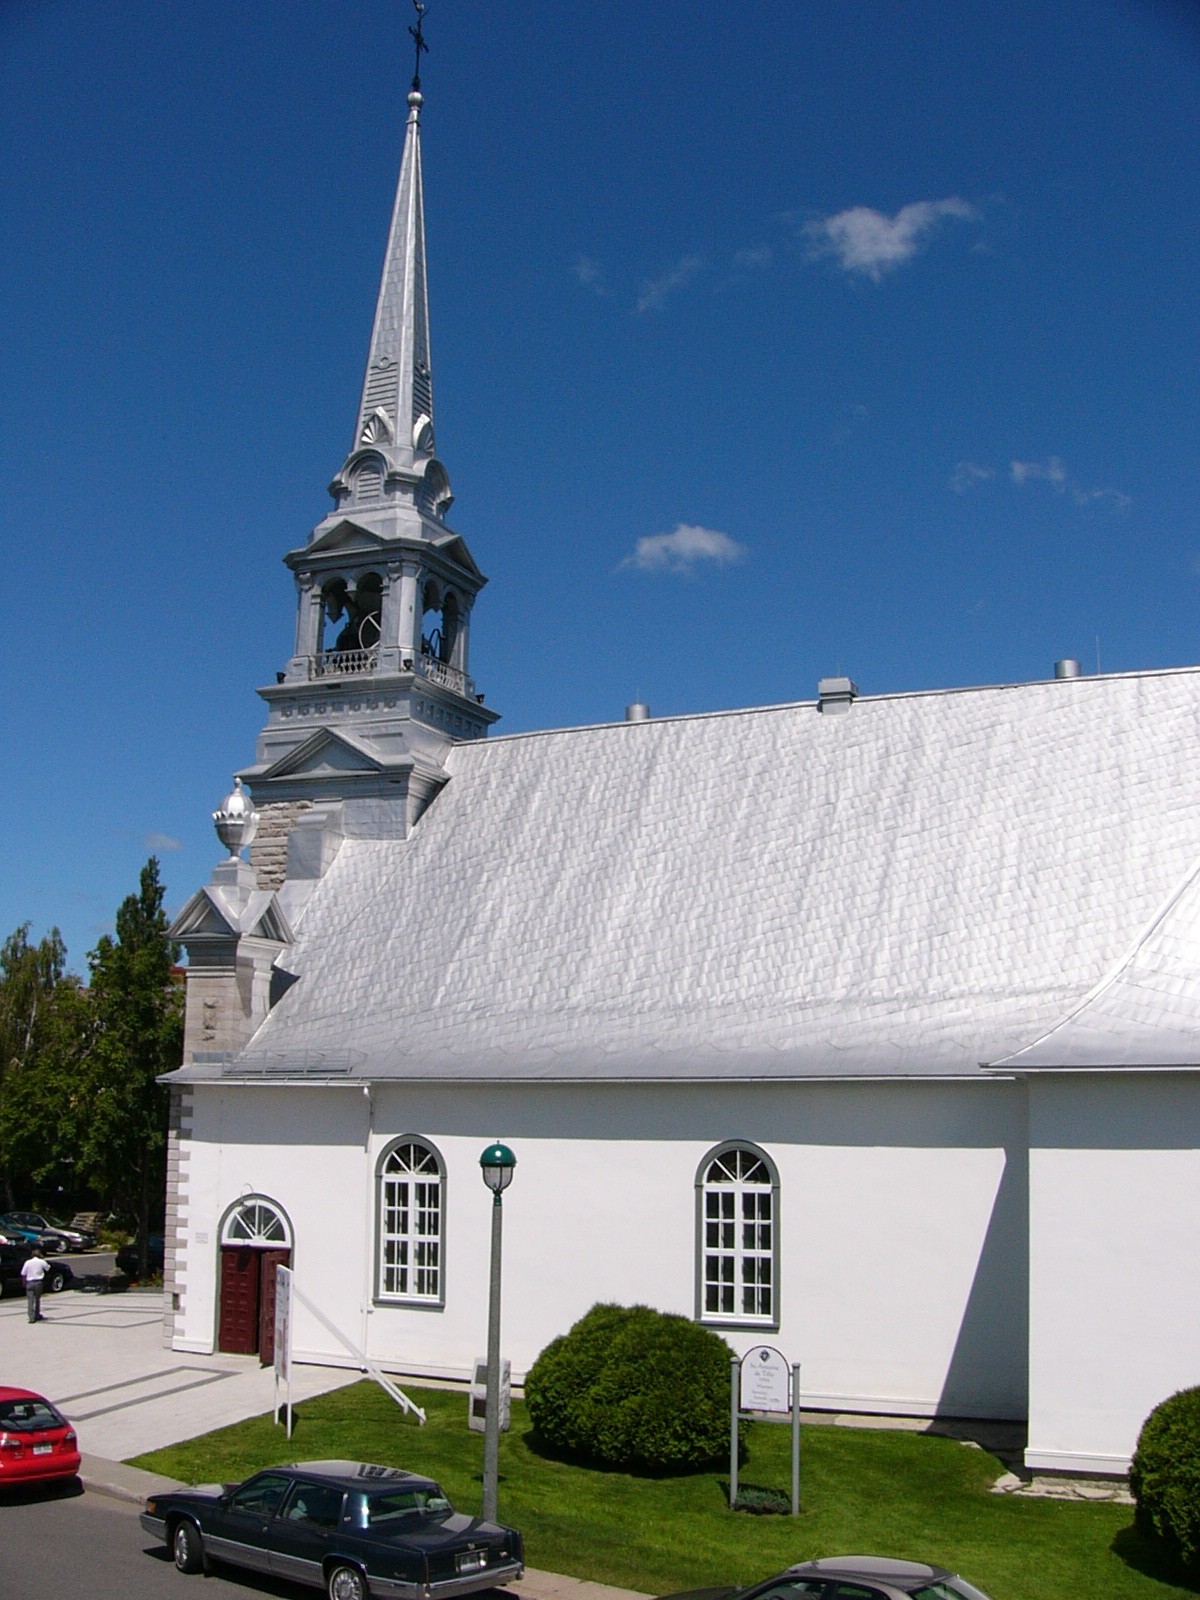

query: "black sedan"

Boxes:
[664, 1556, 993, 1600]
[0, 1241, 73, 1297]
[141, 1459, 524, 1600]
[116, 1233, 165, 1277]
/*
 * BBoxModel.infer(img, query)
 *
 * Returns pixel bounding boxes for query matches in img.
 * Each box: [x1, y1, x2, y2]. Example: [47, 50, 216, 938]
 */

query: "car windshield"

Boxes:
[0, 1397, 65, 1432]
[911, 1582, 993, 1600]
[357, 1487, 454, 1527]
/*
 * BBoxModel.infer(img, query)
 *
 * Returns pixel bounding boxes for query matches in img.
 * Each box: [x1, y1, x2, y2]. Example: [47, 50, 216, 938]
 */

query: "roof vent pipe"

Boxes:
[818, 676, 858, 715]
[625, 701, 650, 722]
[1055, 659, 1082, 679]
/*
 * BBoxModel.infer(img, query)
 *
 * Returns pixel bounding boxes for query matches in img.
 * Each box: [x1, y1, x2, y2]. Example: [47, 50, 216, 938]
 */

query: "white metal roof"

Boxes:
[186, 667, 1200, 1084]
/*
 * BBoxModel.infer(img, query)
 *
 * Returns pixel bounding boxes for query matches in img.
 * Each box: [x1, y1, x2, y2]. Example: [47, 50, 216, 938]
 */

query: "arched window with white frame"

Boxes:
[696, 1142, 779, 1327]
[376, 1137, 445, 1307]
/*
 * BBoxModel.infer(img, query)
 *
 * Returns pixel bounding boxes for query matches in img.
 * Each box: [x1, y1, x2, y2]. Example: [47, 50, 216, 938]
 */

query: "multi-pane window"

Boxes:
[378, 1139, 444, 1305]
[699, 1145, 776, 1324]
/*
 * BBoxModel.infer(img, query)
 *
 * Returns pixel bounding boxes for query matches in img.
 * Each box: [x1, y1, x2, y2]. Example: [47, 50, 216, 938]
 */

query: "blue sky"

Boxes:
[2, 0, 1198, 969]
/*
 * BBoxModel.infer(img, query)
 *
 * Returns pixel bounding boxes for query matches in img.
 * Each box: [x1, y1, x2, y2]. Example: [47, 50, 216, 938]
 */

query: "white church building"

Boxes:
[164, 66, 1200, 1479]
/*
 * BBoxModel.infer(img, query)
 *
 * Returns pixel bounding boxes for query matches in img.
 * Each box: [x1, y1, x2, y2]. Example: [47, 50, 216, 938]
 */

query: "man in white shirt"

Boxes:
[21, 1247, 51, 1322]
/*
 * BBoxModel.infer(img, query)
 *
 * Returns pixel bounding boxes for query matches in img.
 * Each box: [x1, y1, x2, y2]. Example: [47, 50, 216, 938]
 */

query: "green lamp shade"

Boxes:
[480, 1141, 516, 1193]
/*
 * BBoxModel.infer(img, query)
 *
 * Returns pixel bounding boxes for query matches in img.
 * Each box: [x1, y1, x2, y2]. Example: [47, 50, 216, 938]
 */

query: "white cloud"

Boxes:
[636, 255, 706, 312]
[733, 244, 772, 270]
[951, 461, 996, 494]
[1008, 456, 1129, 512]
[1011, 456, 1068, 489]
[619, 522, 747, 575]
[143, 831, 183, 853]
[804, 198, 978, 281]
[573, 254, 606, 295]
[1072, 485, 1132, 513]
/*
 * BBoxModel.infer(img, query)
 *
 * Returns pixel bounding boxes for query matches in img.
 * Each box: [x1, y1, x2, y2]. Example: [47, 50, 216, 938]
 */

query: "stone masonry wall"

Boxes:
[162, 1085, 193, 1347]
[250, 798, 314, 889]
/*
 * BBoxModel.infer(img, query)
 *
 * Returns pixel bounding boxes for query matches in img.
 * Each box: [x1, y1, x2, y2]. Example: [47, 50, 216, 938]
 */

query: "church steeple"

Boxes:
[240, 16, 498, 885]
[330, 84, 450, 520]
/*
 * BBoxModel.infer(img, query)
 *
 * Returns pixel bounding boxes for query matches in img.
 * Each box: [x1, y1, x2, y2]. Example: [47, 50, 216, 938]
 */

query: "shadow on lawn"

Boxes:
[521, 1428, 735, 1479]
[1111, 1524, 1200, 1593]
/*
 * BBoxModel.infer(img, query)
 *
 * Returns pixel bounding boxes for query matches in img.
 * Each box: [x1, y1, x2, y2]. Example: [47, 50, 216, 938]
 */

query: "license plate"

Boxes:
[456, 1551, 486, 1574]
[32, 1444, 52, 1456]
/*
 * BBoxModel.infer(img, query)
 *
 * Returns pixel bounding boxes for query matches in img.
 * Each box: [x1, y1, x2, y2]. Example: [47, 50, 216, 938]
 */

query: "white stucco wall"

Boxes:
[1027, 1072, 1200, 1474]
[174, 1076, 1027, 1420]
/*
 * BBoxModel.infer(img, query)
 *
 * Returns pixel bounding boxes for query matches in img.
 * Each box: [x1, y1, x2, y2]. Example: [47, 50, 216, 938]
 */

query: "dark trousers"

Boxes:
[26, 1282, 43, 1322]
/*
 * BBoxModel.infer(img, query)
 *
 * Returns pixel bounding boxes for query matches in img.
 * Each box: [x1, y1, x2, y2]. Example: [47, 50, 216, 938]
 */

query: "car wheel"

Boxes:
[327, 1563, 367, 1600]
[45, 1266, 68, 1294]
[172, 1519, 204, 1574]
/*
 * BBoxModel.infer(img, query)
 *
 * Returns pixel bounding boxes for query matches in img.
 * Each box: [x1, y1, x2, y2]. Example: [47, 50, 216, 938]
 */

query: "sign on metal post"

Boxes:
[740, 1345, 790, 1413]
[274, 1265, 293, 1438]
[729, 1348, 802, 1514]
[468, 1356, 511, 1433]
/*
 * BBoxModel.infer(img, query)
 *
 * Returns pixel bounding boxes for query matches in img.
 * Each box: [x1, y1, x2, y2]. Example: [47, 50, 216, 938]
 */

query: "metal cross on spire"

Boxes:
[409, 0, 429, 91]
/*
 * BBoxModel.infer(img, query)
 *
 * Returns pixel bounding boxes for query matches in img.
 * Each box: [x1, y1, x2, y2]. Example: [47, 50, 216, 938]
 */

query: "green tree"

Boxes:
[0, 974, 94, 1206]
[0, 923, 71, 1207]
[82, 858, 183, 1273]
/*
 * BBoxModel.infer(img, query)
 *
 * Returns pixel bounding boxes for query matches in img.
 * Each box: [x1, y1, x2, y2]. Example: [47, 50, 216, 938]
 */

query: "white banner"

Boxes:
[274, 1264, 292, 1384]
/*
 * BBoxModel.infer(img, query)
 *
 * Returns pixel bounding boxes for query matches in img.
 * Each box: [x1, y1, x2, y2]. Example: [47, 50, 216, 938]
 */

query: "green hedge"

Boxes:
[1130, 1386, 1200, 1571]
[525, 1302, 740, 1472]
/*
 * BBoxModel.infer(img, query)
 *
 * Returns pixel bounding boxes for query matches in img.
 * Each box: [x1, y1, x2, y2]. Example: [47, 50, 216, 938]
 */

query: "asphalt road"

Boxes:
[0, 1485, 306, 1600]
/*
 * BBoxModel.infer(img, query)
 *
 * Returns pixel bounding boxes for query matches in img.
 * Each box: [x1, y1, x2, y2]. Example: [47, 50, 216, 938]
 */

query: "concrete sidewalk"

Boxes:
[0, 1286, 359, 1458]
[0, 1285, 650, 1600]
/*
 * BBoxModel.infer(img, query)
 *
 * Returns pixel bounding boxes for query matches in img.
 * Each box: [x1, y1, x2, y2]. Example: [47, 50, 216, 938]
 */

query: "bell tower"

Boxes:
[241, 16, 498, 887]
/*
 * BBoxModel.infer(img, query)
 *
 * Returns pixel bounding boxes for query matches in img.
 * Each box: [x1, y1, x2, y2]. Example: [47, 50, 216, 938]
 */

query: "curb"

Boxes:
[80, 1453, 185, 1506]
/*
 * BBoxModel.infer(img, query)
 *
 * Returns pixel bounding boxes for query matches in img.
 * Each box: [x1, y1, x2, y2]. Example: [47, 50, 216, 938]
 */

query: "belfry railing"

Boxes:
[305, 647, 475, 699]
[310, 647, 378, 678]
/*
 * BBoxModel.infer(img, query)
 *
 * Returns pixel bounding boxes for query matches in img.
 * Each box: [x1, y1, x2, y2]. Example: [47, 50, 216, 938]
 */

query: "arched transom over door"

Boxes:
[222, 1198, 291, 1248]
[217, 1196, 293, 1363]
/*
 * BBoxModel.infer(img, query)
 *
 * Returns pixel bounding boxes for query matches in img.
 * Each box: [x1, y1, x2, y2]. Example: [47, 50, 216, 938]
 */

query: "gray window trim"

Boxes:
[694, 1139, 780, 1331]
[373, 1134, 447, 1310]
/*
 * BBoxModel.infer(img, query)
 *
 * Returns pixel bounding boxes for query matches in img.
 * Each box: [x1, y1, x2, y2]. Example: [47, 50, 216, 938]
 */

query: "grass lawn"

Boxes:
[130, 1382, 1197, 1600]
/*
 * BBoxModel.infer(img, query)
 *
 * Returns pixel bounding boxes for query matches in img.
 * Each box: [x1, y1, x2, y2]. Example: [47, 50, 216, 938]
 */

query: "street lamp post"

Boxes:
[479, 1141, 515, 1523]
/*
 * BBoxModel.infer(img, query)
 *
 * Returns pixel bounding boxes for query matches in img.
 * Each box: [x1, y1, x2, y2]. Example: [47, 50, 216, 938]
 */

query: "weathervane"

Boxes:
[410, 0, 429, 91]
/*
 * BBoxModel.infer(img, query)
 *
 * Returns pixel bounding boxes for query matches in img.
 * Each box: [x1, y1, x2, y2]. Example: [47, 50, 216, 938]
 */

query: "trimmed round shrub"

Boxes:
[1131, 1386, 1200, 1571]
[525, 1302, 740, 1472]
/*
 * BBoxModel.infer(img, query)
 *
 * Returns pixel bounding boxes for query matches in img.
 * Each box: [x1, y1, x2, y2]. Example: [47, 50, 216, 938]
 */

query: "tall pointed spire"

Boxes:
[325, 12, 452, 532]
[352, 86, 436, 470]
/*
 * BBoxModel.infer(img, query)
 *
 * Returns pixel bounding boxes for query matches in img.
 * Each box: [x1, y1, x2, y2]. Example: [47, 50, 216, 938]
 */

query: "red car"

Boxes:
[0, 1386, 81, 1487]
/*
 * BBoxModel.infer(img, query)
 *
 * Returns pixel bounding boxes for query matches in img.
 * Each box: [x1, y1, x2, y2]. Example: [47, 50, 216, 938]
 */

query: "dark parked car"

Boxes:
[0, 1242, 73, 1297]
[141, 1459, 524, 1600]
[0, 1213, 68, 1253]
[663, 1557, 993, 1600]
[2, 1210, 92, 1251]
[116, 1234, 165, 1277]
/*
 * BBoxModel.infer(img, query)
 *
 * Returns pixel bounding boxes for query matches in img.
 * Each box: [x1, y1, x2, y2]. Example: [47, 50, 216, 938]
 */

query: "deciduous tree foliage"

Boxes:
[0, 922, 71, 1207]
[84, 859, 183, 1272]
[0, 860, 182, 1267]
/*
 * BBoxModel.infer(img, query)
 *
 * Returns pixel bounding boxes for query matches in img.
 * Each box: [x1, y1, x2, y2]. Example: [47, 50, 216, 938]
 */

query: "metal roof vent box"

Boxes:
[818, 676, 858, 715]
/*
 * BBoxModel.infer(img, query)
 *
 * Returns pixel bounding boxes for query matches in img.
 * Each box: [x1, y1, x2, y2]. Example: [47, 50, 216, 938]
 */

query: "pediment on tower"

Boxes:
[258, 725, 390, 782]
[430, 531, 484, 579]
[304, 518, 390, 558]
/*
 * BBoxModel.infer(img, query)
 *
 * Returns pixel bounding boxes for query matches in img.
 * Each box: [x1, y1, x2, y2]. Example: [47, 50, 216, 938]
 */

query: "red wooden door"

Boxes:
[218, 1247, 261, 1355]
[256, 1248, 291, 1367]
